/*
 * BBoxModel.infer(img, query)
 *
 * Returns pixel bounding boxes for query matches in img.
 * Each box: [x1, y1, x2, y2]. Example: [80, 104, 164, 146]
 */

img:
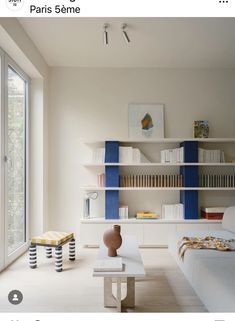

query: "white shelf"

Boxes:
[81, 187, 235, 191]
[80, 218, 222, 224]
[82, 138, 235, 144]
[82, 162, 235, 167]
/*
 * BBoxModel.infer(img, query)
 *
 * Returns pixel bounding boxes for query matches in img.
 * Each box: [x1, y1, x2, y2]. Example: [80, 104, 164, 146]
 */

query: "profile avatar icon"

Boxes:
[12, 293, 19, 302]
[8, 290, 23, 305]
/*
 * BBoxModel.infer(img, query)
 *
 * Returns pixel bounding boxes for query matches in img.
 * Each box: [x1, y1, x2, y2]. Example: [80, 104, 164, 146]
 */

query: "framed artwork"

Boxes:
[128, 104, 164, 139]
[193, 120, 209, 138]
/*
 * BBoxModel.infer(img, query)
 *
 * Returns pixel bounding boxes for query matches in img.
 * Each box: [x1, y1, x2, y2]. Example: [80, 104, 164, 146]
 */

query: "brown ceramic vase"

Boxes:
[103, 225, 122, 257]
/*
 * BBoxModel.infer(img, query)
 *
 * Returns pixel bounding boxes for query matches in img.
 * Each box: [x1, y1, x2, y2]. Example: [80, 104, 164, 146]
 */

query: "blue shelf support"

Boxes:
[105, 141, 119, 219]
[180, 141, 199, 219]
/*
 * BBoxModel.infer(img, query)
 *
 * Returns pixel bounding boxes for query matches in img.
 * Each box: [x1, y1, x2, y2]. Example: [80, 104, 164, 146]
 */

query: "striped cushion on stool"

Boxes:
[31, 231, 74, 246]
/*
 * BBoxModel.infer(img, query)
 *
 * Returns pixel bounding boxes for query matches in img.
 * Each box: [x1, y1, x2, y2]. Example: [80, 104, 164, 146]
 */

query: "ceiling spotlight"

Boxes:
[122, 23, 130, 44]
[103, 23, 109, 45]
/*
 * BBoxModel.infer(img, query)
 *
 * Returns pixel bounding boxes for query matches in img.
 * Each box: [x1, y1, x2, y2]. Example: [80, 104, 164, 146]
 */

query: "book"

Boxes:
[162, 204, 184, 220]
[119, 205, 128, 219]
[93, 258, 123, 272]
[161, 147, 184, 163]
[136, 211, 160, 219]
[201, 207, 227, 213]
[198, 148, 225, 163]
[201, 212, 224, 220]
[119, 146, 150, 164]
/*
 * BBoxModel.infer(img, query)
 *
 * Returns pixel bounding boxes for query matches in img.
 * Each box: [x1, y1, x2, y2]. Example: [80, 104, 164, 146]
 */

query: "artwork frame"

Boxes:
[128, 104, 164, 139]
[193, 120, 209, 138]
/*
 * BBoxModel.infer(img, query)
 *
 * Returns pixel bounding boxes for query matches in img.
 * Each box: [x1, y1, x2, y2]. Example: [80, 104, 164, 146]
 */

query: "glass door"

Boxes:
[0, 48, 4, 271]
[4, 56, 29, 266]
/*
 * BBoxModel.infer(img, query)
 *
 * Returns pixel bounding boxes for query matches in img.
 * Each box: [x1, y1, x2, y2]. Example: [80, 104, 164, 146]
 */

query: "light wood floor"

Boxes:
[0, 247, 207, 312]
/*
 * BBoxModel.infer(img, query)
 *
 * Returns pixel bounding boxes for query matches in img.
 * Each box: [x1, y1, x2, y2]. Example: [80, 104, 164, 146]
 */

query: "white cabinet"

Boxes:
[80, 220, 223, 247]
[143, 223, 176, 246]
[119, 223, 143, 244]
[81, 223, 112, 246]
[208, 223, 223, 231]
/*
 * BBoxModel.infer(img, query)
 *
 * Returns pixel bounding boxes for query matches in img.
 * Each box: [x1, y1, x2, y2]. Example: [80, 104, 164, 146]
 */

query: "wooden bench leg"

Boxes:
[55, 246, 63, 272]
[69, 238, 76, 261]
[29, 245, 37, 269]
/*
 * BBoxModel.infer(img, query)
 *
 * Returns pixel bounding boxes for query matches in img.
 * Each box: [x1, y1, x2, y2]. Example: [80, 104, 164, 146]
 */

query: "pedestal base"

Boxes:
[104, 277, 135, 312]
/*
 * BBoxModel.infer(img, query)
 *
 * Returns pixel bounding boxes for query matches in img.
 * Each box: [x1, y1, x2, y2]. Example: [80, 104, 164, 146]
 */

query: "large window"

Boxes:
[7, 66, 27, 254]
[0, 49, 29, 270]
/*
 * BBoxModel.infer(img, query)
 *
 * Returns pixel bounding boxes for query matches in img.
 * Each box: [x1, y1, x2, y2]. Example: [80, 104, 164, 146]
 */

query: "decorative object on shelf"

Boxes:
[128, 103, 164, 139]
[194, 120, 209, 138]
[201, 207, 227, 220]
[103, 225, 122, 257]
[83, 192, 99, 218]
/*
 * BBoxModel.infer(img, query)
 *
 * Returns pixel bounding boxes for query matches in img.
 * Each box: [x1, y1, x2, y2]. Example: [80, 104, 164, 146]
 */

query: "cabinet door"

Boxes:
[143, 224, 176, 246]
[119, 224, 143, 245]
[81, 223, 112, 246]
[176, 224, 209, 232]
[208, 223, 223, 231]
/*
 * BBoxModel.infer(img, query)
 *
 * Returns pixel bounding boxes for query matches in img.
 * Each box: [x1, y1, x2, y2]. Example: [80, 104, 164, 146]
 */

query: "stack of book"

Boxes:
[92, 148, 105, 163]
[162, 204, 184, 220]
[93, 258, 123, 272]
[120, 174, 183, 188]
[136, 211, 160, 219]
[201, 207, 226, 220]
[198, 148, 225, 163]
[199, 174, 235, 188]
[161, 147, 184, 163]
[119, 146, 150, 163]
[97, 173, 105, 187]
[119, 205, 128, 219]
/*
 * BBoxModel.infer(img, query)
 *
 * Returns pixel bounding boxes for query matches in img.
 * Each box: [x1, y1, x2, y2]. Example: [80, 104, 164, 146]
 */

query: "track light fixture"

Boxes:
[122, 23, 130, 44]
[103, 23, 109, 45]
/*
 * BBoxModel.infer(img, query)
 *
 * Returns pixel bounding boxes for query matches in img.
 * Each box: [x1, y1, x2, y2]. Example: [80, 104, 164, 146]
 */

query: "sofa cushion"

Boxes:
[222, 206, 235, 234]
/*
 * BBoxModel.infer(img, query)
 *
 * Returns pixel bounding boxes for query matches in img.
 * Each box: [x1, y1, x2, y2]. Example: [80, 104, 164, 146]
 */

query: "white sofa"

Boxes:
[169, 206, 235, 312]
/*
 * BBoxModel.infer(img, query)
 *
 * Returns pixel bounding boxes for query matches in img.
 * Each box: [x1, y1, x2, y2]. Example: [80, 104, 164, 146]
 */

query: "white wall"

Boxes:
[49, 67, 235, 236]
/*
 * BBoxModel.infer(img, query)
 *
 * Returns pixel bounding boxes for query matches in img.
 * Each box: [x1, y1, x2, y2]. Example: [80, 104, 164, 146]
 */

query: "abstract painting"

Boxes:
[128, 104, 164, 139]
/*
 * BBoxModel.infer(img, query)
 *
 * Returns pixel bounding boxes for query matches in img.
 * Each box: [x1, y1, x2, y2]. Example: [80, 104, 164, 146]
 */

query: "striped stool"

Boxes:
[29, 231, 76, 272]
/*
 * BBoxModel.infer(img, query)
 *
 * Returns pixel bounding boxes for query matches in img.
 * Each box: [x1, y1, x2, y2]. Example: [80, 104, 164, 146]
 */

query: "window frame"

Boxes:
[0, 47, 5, 271]
[2, 52, 30, 268]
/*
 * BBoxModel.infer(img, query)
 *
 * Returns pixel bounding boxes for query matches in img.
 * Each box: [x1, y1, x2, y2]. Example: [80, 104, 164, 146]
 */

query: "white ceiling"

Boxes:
[18, 18, 235, 68]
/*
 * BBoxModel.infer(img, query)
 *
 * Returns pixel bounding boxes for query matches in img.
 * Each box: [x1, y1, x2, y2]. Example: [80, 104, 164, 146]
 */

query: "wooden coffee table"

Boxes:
[93, 235, 146, 312]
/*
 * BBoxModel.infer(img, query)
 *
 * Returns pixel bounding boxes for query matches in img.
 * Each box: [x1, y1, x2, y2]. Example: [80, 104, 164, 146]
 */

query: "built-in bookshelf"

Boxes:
[81, 138, 235, 221]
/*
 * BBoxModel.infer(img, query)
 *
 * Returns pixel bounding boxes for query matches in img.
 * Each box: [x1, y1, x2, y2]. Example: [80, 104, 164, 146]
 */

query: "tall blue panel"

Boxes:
[105, 141, 119, 163]
[105, 141, 119, 219]
[105, 191, 119, 219]
[180, 141, 199, 219]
